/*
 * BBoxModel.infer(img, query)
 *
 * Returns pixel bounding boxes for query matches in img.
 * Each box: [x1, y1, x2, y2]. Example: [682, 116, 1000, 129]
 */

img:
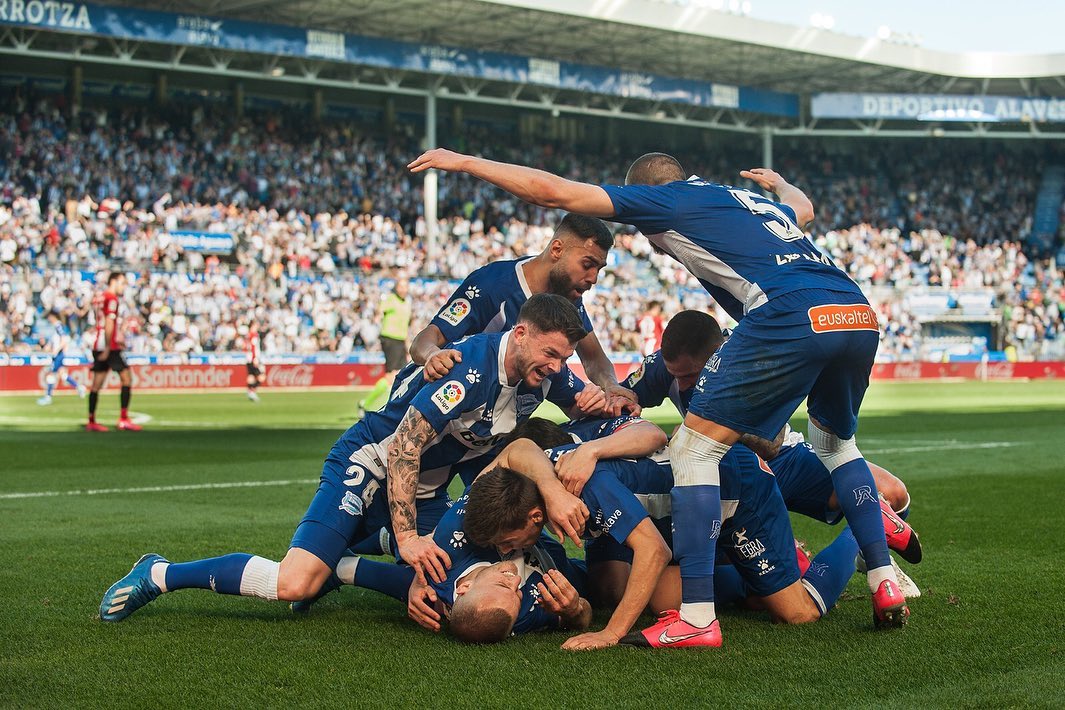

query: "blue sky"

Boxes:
[747, 0, 1065, 53]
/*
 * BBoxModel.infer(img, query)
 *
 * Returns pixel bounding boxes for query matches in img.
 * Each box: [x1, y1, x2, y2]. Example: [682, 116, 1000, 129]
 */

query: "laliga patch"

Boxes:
[439, 298, 471, 326]
[808, 304, 879, 333]
[432, 380, 466, 414]
[626, 362, 645, 386]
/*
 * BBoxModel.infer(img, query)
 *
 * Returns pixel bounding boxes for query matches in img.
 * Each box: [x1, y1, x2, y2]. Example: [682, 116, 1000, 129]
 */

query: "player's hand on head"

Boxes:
[604, 385, 641, 416]
[561, 629, 621, 651]
[554, 447, 597, 497]
[408, 149, 469, 174]
[740, 167, 786, 192]
[542, 487, 588, 547]
[536, 569, 580, 616]
[407, 578, 442, 633]
[397, 532, 452, 585]
[423, 349, 461, 381]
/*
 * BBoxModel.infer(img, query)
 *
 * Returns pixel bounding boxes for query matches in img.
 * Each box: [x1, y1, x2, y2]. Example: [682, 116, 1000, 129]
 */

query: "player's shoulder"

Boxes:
[463, 258, 522, 289]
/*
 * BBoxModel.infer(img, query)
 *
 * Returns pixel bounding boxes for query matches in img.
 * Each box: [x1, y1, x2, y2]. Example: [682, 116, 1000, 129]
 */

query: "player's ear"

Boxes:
[455, 578, 473, 597]
[549, 238, 565, 260]
[530, 507, 545, 527]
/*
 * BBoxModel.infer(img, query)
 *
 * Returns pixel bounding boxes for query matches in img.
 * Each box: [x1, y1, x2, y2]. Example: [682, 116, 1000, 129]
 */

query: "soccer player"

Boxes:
[360, 277, 413, 414]
[409, 212, 638, 413]
[98, 295, 607, 622]
[409, 149, 909, 645]
[86, 272, 141, 432]
[37, 311, 85, 405]
[243, 322, 263, 402]
[623, 310, 922, 596]
[638, 301, 664, 357]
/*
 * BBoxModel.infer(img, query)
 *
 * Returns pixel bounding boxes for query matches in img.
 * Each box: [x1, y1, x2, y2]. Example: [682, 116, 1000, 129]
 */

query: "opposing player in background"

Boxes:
[244, 323, 263, 402]
[409, 149, 909, 648]
[87, 272, 141, 432]
[37, 311, 86, 405]
[361, 277, 413, 414]
[638, 301, 664, 357]
[409, 212, 638, 413]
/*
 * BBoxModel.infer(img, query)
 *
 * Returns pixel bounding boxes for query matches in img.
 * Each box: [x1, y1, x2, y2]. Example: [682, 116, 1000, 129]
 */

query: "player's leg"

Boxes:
[806, 330, 908, 628]
[246, 364, 260, 402]
[86, 359, 109, 431]
[115, 363, 142, 431]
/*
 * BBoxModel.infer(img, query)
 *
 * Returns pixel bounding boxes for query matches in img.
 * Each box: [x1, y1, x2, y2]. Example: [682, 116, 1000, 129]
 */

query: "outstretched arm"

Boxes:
[555, 419, 667, 497]
[741, 168, 815, 227]
[409, 149, 617, 218]
[387, 407, 451, 584]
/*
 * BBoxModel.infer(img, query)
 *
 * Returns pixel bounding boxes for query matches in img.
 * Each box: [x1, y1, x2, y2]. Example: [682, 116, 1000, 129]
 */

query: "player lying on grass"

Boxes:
[98, 295, 611, 622]
[410, 148, 908, 645]
[623, 310, 923, 589]
[506, 418, 881, 644]
[409, 211, 637, 413]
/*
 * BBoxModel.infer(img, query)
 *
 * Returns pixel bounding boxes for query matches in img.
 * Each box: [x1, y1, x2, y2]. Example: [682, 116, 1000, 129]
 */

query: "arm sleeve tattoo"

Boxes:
[387, 406, 439, 537]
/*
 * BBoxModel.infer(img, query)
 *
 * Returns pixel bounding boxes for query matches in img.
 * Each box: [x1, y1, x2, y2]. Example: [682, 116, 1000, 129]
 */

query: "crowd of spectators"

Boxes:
[1, 93, 1063, 362]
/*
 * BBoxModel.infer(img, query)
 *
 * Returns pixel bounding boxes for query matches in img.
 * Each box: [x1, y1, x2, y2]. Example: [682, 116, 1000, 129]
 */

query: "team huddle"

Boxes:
[101, 150, 921, 649]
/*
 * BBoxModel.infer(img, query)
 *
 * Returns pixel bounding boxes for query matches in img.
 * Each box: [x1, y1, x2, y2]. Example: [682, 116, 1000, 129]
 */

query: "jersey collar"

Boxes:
[515, 256, 534, 299]
[498, 330, 513, 386]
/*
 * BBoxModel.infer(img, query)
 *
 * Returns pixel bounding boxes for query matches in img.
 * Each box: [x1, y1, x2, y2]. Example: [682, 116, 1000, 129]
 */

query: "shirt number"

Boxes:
[728, 188, 806, 242]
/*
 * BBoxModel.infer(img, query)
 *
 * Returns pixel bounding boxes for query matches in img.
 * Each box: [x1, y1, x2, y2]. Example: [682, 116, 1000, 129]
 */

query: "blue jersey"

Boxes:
[602, 179, 861, 322]
[334, 330, 584, 499]
[621, 351, 692, 415]
[560, 414, 645, 443]
[49, 324, 70, 358]
[431, 258, 595, 342]
[429, 490, 583, 635]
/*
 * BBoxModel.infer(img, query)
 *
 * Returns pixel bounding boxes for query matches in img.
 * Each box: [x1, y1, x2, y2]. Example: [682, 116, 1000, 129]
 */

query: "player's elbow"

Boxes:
[772, 603, 821, 625]
[639, 423, 669, 452]
[795, 200, 815, 228]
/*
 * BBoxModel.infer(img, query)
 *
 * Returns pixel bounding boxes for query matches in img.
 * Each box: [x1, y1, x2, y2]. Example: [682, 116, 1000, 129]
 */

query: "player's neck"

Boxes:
[520, 256, 549, 294]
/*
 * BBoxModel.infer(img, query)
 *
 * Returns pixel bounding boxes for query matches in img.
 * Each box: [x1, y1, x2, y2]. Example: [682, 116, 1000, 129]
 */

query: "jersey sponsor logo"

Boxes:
[439, 298, 471, 326]
[432, 380, 466, 413]
[733, 528, 767, 560]
[456, 430, 505, 448]
[808, 304, 879, 334]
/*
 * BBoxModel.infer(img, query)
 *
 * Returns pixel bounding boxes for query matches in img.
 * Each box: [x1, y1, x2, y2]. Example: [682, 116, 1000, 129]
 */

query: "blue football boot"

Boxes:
[99, 553, 168, 622]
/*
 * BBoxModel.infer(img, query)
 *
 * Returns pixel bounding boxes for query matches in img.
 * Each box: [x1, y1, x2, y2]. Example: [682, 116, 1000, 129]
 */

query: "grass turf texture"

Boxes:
[1, 383, 1063, 708]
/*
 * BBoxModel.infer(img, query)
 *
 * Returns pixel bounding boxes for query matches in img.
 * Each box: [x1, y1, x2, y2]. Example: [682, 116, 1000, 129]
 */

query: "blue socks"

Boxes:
[672, 484, 720, 605]
[352, 558, 415, 602]
[801, 527, 859, 615]
[829, 459, 891, 572]
[164, 553, 253, 595]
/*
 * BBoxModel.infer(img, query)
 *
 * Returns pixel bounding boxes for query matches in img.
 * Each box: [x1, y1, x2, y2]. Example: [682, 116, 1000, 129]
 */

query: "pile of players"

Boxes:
[100, 152, 922, 650]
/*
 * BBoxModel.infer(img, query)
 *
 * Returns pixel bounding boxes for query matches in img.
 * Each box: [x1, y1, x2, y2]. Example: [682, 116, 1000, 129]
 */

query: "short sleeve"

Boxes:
[622, 353, 670, 409]
[582, 471, 650, 545]
[600, 183, 679, 234]
[430, 270, 499, 343]
[544, 366, 584, 410]
[409, 362, 487, 433]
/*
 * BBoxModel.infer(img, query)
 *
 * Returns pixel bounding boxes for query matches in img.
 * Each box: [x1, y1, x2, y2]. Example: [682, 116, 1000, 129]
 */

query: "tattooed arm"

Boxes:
[387, 406, 452, 584]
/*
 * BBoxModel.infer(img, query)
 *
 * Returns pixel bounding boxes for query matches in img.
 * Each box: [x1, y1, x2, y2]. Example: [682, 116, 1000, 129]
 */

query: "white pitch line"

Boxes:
[864, 441, 1021, 455]
[0, 478, 318, 501]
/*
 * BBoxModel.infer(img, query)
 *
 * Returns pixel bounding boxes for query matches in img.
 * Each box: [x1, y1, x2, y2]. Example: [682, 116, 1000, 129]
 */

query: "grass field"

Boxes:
[2, 382, 1064, 708]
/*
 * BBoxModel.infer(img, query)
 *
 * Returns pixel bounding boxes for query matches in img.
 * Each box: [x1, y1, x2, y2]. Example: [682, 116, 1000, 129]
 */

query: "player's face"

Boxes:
[111, 276, 128, 296]
[464, 561, 523, 615]
[516, 327, 576, 387]
[665, 351, 712, 391]
[548, 239, 608, 301]
[491, 513, 545, 554]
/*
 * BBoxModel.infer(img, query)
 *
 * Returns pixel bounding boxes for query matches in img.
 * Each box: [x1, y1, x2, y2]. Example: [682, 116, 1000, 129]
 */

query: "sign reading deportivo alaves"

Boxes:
[812, 93, 1065, 123]
[0, 0, 797, 117]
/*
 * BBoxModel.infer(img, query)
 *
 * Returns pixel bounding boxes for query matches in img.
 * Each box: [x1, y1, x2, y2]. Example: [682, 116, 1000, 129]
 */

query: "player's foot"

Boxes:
[99, 553, 168, 622]
[871, 579, 910, 630]
[794, 539, 811, 577]
[117, 418, 143, 432]
[291, 574, 342, 614]
[619, 610, 722, 649]
[247, 390, 260, 402]
[37, 395, 53, 406]
[880, 497, 922, 563]
[86, 421, 109, 432]
[78, 385, 87, 398]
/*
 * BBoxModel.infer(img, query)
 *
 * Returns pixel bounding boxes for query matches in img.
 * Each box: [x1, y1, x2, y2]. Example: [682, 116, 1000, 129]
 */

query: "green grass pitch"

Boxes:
[1, 382, 1063, 707]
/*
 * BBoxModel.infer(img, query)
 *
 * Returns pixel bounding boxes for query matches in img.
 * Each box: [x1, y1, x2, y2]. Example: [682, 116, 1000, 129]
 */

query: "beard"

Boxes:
[546, 267, 579, 301]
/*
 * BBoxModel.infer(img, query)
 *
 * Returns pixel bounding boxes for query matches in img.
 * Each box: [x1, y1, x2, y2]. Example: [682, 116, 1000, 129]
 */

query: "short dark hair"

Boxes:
[625, 152, 686, 186]
[502, 417, 572, 449]
[106, 272, 124, 285]
[464, 465, 544, 548]
[449, 599, 514, 644]
[518, 294, 588, 344]
[556, 213, 614, 253]
[661, 310, 723, 362]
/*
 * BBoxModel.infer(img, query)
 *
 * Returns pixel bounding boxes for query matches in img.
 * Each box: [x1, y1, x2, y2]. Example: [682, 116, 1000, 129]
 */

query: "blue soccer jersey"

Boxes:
[560, 413, 645, 443]
[430, 257, 595, 342]
[601, 179, 861, 322]
[334, 330, 585, 499]
[621, 350, 693, 415]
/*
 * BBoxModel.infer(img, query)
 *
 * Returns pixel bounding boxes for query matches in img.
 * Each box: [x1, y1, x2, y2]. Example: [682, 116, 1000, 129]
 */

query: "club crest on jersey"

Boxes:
[432, 380, 466, 413]
[853, 485, 877, 506]
[440, 298, 471, 326]
[516, 393, 540, 417]
[338, 491, 363, 516]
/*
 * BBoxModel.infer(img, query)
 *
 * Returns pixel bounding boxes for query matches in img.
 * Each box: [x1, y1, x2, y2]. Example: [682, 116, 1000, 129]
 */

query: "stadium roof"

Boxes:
[114, 0, 1065, 96]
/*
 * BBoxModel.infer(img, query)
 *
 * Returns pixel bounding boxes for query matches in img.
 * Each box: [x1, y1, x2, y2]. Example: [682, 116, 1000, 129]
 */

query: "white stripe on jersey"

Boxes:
[648, 230, 769, 316]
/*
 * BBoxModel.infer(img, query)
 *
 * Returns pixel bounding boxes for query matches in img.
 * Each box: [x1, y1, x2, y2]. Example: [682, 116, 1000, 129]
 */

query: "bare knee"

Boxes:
[869, 463, 909, 512]
[771, 601, 821, 625]
[275, 570, 321, 602]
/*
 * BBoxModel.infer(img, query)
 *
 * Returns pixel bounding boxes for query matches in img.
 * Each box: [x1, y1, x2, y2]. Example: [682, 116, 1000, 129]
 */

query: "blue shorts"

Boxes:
[688, 288, 878, 441]
[769, 443, 843, 525]
[718, 457, 800, 598]
[290, 451, 450, 569]
[50, 355, 65, 373]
